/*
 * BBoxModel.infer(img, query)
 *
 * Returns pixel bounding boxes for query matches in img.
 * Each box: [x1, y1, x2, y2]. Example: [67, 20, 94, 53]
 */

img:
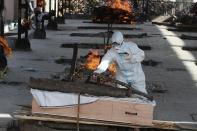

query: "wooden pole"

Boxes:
[69, 45, 78, 80]
[54, 0, 56, 16]
[77, 93, 80, 131]
[68, 0, 71, 14]
[25, 0, 29, 39]
[0, 0, 4, 36]
[146, 0, 149, 16]
[49, 0, 51, 11]
[18, 0, 22, 40]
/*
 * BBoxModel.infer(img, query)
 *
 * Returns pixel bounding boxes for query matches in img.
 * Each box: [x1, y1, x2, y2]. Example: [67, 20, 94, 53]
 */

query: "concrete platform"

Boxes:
[1, 19, 197, 129]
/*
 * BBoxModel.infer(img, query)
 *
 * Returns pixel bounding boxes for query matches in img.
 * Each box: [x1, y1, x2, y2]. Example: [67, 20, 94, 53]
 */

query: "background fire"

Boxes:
[107, 0, 132, 13]
[92, 0, 134, 24]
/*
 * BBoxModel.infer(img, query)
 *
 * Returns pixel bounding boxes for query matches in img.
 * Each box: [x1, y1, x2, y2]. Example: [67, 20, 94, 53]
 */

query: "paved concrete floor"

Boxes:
[1, 19, 197, 126]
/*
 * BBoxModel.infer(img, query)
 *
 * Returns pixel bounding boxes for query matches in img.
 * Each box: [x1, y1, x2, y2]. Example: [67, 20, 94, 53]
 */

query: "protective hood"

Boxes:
[111, 31, 123, 45]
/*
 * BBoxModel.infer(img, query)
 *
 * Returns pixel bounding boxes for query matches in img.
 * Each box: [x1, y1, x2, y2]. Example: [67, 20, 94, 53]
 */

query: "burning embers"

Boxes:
[84, 49, 116, 76]
[92, 0, 134, 24]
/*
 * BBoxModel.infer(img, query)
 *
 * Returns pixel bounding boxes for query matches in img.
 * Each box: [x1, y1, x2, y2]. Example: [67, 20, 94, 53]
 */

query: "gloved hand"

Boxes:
[118, 52, 131, 60]
[125, 53, 132, 60]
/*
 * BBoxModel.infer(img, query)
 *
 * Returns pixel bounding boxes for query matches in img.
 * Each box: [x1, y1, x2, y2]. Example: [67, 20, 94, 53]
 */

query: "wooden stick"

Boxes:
[95, 74, 153, 101]
[77, 93, 80, 131]
[69, 45, 78, 80]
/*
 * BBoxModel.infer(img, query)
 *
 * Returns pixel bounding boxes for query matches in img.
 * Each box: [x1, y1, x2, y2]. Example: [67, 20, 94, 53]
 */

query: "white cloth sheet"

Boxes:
[31, 89, 156, 107]
[31, 89, 99, 107]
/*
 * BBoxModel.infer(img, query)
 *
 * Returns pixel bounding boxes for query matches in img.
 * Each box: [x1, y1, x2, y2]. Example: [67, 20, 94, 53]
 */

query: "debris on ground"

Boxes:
[147, 82, 167, 93]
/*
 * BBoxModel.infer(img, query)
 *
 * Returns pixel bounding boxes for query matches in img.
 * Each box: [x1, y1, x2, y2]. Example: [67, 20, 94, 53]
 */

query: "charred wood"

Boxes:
[29, 77, 130, 98]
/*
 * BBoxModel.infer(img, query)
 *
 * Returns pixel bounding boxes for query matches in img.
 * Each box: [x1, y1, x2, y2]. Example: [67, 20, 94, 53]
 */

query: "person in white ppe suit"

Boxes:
[94, 31, 147, 94]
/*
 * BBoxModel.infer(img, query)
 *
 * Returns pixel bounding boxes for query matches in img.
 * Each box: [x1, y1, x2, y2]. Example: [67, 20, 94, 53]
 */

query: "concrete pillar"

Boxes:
[4, 0, 15, 22]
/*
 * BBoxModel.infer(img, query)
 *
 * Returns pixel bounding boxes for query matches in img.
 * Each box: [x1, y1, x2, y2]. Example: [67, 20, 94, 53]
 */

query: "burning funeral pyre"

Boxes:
[30, 42, 153, 101]
[92, 0, 134, 24]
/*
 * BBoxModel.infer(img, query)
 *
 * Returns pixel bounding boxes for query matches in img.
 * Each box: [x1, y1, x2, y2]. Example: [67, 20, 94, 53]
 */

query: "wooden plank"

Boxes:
[15, 108, 197, 130]
[19, 120, 108, 131]
[14, 113, 183, 130]
[153, 120, 197, 130]
[152, 120, 177, 130]
[14, 114, 142, 128]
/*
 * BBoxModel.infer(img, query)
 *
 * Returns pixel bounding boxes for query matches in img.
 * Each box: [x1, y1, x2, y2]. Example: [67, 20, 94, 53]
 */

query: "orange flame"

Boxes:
[107, 0, 132, 13]
[85, 49, 116, 75]
[108, 63, 116, 76]
[85, 49, 101, 70]
[0, 36, 12, 56]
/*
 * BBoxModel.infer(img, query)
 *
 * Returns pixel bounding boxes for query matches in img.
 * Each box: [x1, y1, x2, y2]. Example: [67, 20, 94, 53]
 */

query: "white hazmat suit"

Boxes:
[94, 31, 147, 93]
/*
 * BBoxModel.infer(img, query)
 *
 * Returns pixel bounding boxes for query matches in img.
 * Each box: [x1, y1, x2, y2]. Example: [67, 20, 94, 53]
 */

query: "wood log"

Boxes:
[29, 77, 129, 98]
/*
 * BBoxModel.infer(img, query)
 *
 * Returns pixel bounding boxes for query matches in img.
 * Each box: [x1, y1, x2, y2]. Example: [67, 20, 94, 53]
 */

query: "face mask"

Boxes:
[112, 42, 121, 49]
[113, 45, 121, 50]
